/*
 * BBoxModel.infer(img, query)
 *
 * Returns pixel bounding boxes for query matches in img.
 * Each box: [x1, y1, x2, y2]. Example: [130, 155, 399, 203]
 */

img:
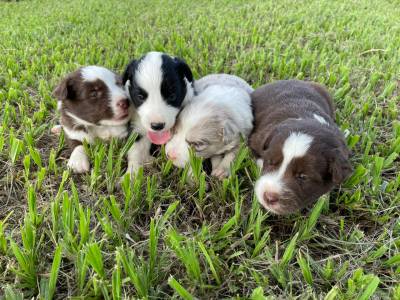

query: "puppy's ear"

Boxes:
[261, 127, 280, 152]
[221, 119, 238, 145]
[327, 148, 353, 184]
[174, 57, 193, 83]
[52, 76, 75, 101]
[122, 60, 137, 85]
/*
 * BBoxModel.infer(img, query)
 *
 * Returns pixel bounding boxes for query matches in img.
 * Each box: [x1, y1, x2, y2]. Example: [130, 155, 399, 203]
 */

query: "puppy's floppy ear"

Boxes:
[122, 59, 137, 85]
[327, 147, 353, 184]
[52, 76, 75, 101]
[221, 119, 238, 145]
[174, 57, 193, 83]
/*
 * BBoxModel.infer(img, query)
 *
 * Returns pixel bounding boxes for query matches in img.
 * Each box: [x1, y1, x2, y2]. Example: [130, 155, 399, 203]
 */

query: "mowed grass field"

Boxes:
[0, 0, 399, 298]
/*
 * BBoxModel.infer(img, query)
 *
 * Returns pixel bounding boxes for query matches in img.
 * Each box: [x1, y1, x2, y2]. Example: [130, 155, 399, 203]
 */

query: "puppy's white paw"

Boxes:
[256, 158, 263, 169]
[126, 161, 141, 177]
[68, 145, 90, 173]
[211, 166, 230, 179]
[51, 125, 62, 136]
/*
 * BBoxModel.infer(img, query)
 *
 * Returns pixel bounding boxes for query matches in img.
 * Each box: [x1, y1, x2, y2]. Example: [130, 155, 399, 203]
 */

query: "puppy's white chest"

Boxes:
[90, 125, 128, 140]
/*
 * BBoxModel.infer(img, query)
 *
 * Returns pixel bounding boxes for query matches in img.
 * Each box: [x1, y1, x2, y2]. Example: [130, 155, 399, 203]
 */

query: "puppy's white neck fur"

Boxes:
[64, 111, 128, 142]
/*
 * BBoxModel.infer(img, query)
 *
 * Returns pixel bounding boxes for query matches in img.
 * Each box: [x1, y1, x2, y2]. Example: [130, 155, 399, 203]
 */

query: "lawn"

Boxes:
[0, 0, 399, 298]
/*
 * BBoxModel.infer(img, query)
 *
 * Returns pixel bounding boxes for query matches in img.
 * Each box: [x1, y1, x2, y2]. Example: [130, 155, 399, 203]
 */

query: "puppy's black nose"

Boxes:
[151, 122, 165, 131]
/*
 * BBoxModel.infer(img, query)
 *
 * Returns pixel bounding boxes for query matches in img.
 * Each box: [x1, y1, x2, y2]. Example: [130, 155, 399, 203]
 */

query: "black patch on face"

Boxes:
[123, 53, 193, 109]
[122, 58, 147, 108]
[160, 54, 193, 108]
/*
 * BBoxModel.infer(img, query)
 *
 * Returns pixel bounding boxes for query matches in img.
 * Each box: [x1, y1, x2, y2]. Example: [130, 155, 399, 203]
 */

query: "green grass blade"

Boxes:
[168, 276, 195, 300]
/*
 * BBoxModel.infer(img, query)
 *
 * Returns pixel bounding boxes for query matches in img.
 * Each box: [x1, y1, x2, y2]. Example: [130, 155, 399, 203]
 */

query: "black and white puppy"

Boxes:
[122, 51, 194, 175]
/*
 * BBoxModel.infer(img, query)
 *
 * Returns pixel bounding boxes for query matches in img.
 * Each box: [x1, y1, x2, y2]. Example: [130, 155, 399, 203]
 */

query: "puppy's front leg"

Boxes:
[211, 148, 239, 179]
[67, 141, 90, 173]
[211, 155, 223, 171]
[126, 137, 153, 176]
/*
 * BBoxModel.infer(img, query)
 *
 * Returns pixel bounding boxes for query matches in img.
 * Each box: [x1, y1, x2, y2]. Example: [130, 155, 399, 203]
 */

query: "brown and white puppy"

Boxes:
[53, 66, 132, 173]
[249, 80, 352, 214]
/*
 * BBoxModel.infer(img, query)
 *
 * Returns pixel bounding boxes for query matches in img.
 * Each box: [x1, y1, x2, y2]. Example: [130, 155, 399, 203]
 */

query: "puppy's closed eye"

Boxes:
[90, 90, 99, 98]
[295, 173, 307, 182]
[187, 139, 209, 152]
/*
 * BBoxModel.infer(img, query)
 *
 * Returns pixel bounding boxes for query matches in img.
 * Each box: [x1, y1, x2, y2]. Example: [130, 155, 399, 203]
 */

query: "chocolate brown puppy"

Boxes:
[249, 80, 352, 214]
[53, 66, 132, 173]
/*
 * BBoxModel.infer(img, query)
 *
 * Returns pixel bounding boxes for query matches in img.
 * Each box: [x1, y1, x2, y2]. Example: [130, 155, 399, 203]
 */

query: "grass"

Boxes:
[0, 0, 399, 298]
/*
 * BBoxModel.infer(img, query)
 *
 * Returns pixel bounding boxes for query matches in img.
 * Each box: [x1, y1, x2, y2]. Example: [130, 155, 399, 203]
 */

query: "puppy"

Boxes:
[249, 80, 352, 214]
[53, 66, 132, 173]
[165, 74, 253, 179]
[194, 73, 254, 94]
[122, 52, 194, 175]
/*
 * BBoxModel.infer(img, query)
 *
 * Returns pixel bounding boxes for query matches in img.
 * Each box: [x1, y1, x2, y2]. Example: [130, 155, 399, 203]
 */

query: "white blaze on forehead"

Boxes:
[136, 52, 164, 90]
[313, 113, 328, 125]
[134, 52, 179, 130]
[81, 66, 127, 116]
[255, 132, 314, 208]
[282, 132, 313, 162]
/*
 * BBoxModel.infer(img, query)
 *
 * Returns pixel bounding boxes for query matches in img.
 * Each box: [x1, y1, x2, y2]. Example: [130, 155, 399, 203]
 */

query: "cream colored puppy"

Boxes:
[165, 74, 253, 178]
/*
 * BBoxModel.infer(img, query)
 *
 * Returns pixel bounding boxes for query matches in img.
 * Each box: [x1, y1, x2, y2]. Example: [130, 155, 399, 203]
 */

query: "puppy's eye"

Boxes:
[296, 173, 307, 181]
[90, 90, 98, 98]
[168, 93, 176, 100]
[135, 89, 147, 103]
[115, 78, 123, 86]
[187, 140, 207, 151]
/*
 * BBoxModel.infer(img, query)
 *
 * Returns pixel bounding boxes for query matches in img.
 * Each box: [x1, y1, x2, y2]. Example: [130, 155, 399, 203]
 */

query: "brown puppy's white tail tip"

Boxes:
[51, 125, 62, 136]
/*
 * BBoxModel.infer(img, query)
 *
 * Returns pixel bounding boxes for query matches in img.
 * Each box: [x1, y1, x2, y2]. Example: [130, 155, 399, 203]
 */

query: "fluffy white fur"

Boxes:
[126, 137, 154, 175]
[64, 111, 129, 141]
[166, 74, 253, 178]
[194, 73, 254, 94]
[67, 145, 90, 174]
[255, 132, 313, 212]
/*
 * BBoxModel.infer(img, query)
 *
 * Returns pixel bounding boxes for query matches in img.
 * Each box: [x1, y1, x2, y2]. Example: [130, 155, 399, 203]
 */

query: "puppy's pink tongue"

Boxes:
[147, 130, 171, 145]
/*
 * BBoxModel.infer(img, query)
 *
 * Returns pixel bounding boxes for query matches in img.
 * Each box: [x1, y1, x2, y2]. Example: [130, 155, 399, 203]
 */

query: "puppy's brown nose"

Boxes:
[263, 191, 279, 205]
[117, 99, 129, 110]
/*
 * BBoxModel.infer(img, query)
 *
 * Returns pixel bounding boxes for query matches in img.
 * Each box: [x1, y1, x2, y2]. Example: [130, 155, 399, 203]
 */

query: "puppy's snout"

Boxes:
[167, 149, 177, 161]
[263, 191, 279, 206]
[151, 122, 165, 131]
[117, 99, 129, 110]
